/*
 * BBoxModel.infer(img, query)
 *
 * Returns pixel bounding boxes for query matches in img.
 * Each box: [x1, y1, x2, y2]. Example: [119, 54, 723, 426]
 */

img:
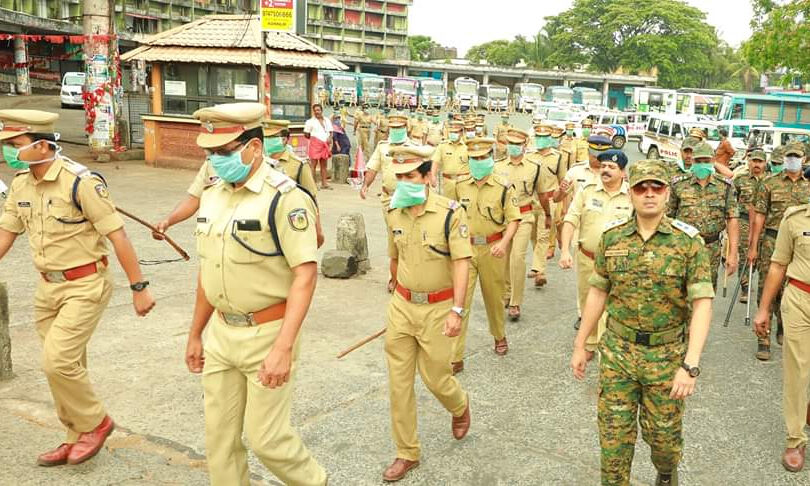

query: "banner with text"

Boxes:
[261, 0, 296, 33]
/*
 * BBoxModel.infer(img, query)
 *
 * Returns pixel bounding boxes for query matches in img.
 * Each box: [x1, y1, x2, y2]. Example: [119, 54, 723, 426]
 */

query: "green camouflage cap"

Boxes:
[681, 137, 699, 150]
[629, 159, 670, 187]
[748, 148, 766, 161]
[693, 141, 714, 160]
[770, 145, 787, 164]
[785, 142, 805, 157]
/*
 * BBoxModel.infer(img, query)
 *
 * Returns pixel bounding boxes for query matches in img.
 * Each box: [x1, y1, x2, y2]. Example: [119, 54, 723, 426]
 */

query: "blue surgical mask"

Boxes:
[208, 144, 252, 183]
[469, 156, 495, 180]
[449, 132, 460, 142]
[508, 144, 524, 157]
[263, 136, 285, 155]
[535, 136, 553, 150]
[690, 162, 714, 179]
[389, 127, 407, 144]
[390, 181, 427, 209]
[784, 155, 803, 172]
[770, 163, 784, 174]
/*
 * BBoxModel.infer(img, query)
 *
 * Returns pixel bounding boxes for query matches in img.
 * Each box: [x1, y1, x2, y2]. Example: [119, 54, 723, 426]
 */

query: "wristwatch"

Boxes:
[130, 281, 150, 292]
[450, 306, 466, 318]
[681, 361, 701, 378]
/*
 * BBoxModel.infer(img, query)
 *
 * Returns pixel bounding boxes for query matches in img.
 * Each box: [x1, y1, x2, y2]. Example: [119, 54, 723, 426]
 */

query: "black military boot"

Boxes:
[655, 470, 678, 486]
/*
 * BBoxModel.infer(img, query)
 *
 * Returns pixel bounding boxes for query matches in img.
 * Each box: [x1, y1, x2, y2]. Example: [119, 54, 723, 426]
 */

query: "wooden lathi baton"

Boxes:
[337, 327, 387, 359]
[116, 207, 190, 261]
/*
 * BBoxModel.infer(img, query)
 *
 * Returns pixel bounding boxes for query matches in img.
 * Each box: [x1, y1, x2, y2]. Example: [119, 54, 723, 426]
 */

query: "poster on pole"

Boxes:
[261, 0, 296, 33]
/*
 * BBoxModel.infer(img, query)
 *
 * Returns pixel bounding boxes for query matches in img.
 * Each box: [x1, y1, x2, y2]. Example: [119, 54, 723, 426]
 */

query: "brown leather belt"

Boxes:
[471, 231, 504, 246]
[579, 247, 595, 260]
[789, 278, 810, 295]
[358, 125, 371, 129]
[41, 256, 108, 283]
[443, 172, 469, 179]
[395, 284, 454, 304]
[218, 300, 287, 327]
[519, 204, 533, 214]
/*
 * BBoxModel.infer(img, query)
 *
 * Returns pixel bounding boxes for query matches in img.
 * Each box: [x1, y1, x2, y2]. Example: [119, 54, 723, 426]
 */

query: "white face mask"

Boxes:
[784, 155, 803, 172]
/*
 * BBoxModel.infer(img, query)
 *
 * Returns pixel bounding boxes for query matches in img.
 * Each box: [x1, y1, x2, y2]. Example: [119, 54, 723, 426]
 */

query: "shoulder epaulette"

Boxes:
[13, 169, 29, 177]
[672, 218, 700, 238]
[603, 217, 630, 232]
[672, 174, 691, 185]
[492, 174, 510, 187]
[784, 204, 808, 219]
[61, 159, 90, 177]
[265, 167, 297, 193]
[715, 174, 733, 185]
[446, 199, 461, 211]
[457, 174, 473, 183]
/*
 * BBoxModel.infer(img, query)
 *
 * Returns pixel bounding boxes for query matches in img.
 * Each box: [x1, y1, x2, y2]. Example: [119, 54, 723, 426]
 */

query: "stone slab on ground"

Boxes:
[321, 249, 358, 279]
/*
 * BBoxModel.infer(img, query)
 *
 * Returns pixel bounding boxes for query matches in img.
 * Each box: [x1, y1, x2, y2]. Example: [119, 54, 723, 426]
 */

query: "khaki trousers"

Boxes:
[202, 314, 326, 486]
[34, 270, 112, 443]
[506, 218, 534, 306]
[576, 250, 606, 352]
[385, 293, 468, 461]
[357, 128, 370, 157]
[530, 207, 550, 274]
[455, 243, 508, 362]
[782, 284, 810, 449]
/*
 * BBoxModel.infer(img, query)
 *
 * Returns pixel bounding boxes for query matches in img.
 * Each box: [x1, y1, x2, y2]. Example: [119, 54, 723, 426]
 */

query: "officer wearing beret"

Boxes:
[183, 102, 326, 485]
[0, 109, 155, 466]
[526, 124, 562, 287]
[748, 142, 810, 360]
[449, 138, 520, 370]
[732, 148, 768, 304]
[382, 145, 472, 482]
[559, 149, 632, 357]
[668, 141, 740, 291]
[557, 134, 611, 200]
[495, 127, 558, 320]
[572, 159, 715, 486]
[263, 119, 324, 247]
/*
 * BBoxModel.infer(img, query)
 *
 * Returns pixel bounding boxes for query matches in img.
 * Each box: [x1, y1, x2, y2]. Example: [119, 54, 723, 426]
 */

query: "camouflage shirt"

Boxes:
[667, 173, 738, 238]
[732, 170, 763, 219]
[752, 172, 810, 231]
[589, 216, 715, 333]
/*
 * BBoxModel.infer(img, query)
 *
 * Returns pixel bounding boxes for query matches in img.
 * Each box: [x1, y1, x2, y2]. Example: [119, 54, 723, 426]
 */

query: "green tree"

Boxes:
[408, 35, 439, 62]
[543, 0, 718, 88]
[745, 0, 810, 84]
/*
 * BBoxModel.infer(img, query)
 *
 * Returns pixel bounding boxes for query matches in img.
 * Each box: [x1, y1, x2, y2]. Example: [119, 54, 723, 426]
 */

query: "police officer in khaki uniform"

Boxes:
[362, 114, 418, 212]
[382, 145, 472, 482]
[449, 138, 520, 371]
[0, 109, 155, 466]
[493, 115, 511, 160]
[353, 103, 374, 157]
[431, 120, 469, 196]
[526, 124, 563, 287]
[559, 150, 632, 358]
[425, 109, 444, 147]
[183, 103, 326, 486]
[374, 109, 390, 149]
[495, 128, 557, 321]
[408, 108, 427, 144]
[755, 202, 810, 472]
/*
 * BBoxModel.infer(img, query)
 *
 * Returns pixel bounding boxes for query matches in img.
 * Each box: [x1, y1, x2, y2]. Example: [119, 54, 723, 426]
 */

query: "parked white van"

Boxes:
[639, 114, 720, 160]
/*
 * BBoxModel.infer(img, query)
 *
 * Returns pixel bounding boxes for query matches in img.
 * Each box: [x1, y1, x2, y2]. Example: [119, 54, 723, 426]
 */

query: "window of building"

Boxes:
[163, 63, 259, 115]
[271, 70, 311, 122]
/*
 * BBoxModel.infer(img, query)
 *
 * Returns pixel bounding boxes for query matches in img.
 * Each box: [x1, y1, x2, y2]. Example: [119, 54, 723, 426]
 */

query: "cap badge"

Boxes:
[611, 155, 618, 162]
[205, 121, 214, 133]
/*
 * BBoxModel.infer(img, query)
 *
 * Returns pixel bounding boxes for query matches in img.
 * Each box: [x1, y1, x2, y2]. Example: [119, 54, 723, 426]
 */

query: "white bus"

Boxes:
[632, 87, 677, 113]
[478, 84, 509, 111]
[453, 77, 479, 111]
[512, 83, 545, 112]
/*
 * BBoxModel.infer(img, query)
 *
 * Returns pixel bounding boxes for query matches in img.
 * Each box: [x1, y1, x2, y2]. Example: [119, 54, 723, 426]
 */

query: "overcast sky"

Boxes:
[409, 1, 754, 56]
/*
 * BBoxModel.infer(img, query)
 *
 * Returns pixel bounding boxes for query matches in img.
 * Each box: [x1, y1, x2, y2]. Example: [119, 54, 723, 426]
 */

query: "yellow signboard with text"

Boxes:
[261, 0, 295, 33]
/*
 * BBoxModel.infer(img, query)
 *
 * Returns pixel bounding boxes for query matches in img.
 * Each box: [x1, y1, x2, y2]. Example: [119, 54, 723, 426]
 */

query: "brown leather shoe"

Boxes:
[451, 360, 464, 375]
[534, 274, 547, 288]
[37, 443, 72, 467]
[383, 458, 419, 482]
[494, 337, 508, 356]
[67, 415, 115, 465]
[452, 399, 471, 440]
[782, 446, 806, 472]
[756, 340, 771, 361]
[527, 270, 538, 278]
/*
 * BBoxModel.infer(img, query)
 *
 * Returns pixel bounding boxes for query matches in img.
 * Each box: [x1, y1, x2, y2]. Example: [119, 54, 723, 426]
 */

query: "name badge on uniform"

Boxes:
[197, 217, 208, 223]
[803, 231, 810, 236]
[461, 198, 471, 205]
[392, 228, 403, 236]
[17, 201, 31, 207]
[590, 199, 603, 208]
[604, 249, 629, 257]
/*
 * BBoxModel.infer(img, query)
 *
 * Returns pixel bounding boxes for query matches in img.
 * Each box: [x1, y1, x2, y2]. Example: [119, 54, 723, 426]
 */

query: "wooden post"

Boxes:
[151, 62, 162, 114]
[0, 282, 11, 381]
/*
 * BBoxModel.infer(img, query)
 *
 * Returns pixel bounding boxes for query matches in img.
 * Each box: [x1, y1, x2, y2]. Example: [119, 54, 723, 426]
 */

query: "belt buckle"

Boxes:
[222, 312, 255, 327]
[471, 236, 487, 245]
[635, 332, 651, 346]
[44, 271, 66, 283]
[410, 291, 428, 304]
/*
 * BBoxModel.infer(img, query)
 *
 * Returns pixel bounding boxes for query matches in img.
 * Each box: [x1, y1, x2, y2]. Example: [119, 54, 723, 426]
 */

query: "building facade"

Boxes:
[302, 0, 411, 61]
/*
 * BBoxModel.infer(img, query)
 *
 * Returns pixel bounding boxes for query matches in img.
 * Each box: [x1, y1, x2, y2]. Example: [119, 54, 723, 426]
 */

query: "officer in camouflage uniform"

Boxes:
[667, 142, 739, 290]
[749, 142, 810, 360]
[732, 148, 767, 303]
[571, 159, 714, 486]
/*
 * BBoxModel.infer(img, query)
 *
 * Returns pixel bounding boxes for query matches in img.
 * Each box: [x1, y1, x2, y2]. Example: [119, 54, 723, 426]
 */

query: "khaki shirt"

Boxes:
[564, 180, 632, 253]
[753, 172, 810, 231]
[0, 158, 123, 272]
[187, 162, 220, 198]
[494, 124, 510, 144]
[524, 149, 562, 192]
[431, 140, 469, 176]
[574, 138, 589, 164]
[450, 174, 521, 237]
[563, 162, 600, 195]
[668, 173, 739, 238]
[494, 156, 557, 222]
[196, 163, 318, 314]
[355, 110, 373, 129]
[426, 122, 444, 146]
[386, 191, 472, 291]
[270, 152, 318, 200]
[367, 138, 420, 203]
[409, 119, 427, 139]
[590, 216, 715, 333]
[772, 204, 810, 283]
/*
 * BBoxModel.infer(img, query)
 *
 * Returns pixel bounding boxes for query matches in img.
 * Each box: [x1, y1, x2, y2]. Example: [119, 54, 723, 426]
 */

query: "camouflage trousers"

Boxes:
[737, 218, 754, 291]
[598, 329, 686, 485]
[706, 239, 722, 292]
[757, 233, 783, 330]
